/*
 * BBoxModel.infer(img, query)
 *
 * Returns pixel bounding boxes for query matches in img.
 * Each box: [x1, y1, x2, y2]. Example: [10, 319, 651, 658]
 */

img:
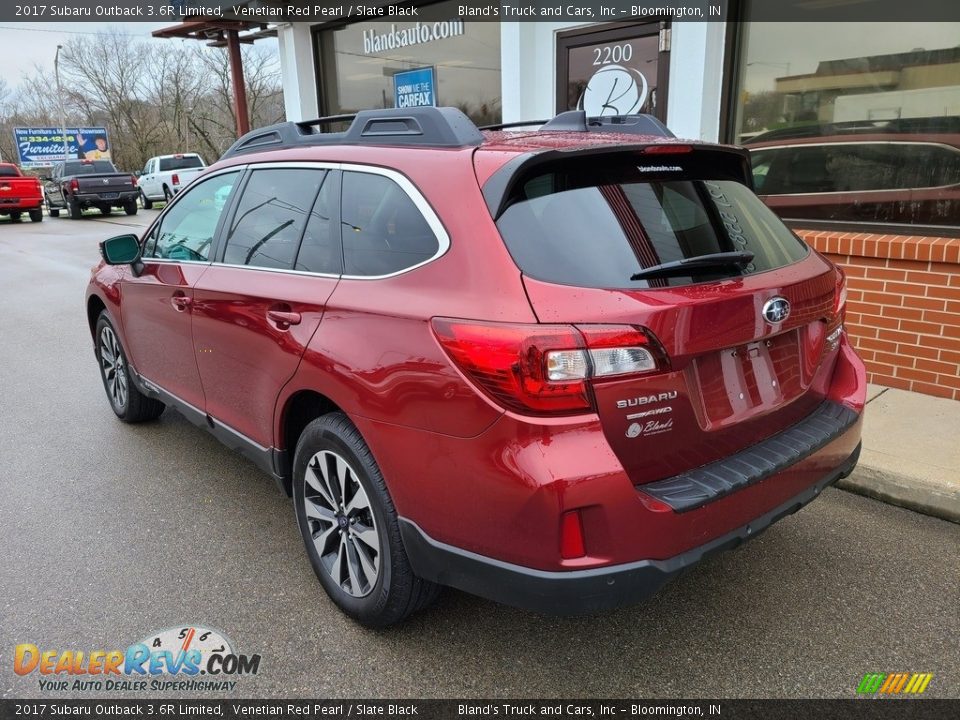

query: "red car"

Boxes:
[0, 163, 44, 222]
[86, 108, 865, 626]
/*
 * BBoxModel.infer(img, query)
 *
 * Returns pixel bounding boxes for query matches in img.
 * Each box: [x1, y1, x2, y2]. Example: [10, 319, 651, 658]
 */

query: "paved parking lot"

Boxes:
[1, 212, 958, 699]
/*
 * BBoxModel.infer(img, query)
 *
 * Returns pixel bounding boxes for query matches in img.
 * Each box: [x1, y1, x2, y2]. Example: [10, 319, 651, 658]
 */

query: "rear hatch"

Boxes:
[488, 145, 845, 485]
[76, 174, 136, 196]
[0, 176, 42, 205]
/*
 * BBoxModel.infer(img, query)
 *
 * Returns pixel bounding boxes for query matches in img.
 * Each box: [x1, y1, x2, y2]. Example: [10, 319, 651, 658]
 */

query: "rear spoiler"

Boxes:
[481, 143, 754, 220]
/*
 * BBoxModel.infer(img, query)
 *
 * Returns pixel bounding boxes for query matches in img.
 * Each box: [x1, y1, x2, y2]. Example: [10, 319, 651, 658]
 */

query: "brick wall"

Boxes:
[796, 230, 960, 401]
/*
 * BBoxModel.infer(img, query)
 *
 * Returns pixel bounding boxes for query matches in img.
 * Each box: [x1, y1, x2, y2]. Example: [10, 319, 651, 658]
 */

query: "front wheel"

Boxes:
[29, 208, 43, 222]
[293, 413, 440, 627]
[9, 211, 21, 222]
[94, 312, 165, 423]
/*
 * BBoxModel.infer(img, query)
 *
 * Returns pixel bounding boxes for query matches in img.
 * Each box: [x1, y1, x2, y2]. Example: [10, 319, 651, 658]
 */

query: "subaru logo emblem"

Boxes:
[762, 297, 791, 324]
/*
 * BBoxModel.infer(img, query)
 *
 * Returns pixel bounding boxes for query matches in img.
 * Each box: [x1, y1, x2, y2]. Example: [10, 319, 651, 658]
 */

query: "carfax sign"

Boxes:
[13, 127, 112, 168]
[393, 67, 437, 108]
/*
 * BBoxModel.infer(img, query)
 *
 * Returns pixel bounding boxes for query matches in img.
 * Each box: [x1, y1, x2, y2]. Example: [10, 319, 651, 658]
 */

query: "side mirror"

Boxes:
[40, 175, 51, 182]
[100, 234, 142, 266]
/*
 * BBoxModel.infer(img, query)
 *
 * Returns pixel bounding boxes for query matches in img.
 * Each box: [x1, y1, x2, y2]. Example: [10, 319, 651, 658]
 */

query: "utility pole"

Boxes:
[54, 45, 69, 162]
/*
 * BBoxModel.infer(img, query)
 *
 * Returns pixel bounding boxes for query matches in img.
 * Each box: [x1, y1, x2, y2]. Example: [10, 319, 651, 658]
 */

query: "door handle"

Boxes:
[171, 294, 192, 312]
[266, 309, 302, 328]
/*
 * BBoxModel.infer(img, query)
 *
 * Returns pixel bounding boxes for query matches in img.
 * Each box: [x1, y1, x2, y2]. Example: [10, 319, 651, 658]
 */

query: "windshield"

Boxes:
[496, 163, 808, 289]
[159, 156, 204, 172]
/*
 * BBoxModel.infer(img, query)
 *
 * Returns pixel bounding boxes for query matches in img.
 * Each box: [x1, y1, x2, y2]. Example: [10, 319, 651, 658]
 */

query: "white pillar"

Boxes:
[278, 23, 320, 122]
[666, 22, 727, 142]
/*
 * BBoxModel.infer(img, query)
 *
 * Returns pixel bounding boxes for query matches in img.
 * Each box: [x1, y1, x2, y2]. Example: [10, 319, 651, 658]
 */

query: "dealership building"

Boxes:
[172, 1, 960, 400]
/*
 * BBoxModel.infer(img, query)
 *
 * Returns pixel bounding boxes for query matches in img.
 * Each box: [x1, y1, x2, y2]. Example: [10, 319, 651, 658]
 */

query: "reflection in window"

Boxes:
[734, 22, 960, 227]
[341, 172, 439, 276]
[223, 169, 326, 270]
[143, 171, 240, 261]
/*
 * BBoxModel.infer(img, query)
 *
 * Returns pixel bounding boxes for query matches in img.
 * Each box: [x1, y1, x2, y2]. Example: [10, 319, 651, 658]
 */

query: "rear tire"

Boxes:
[94, 312, 165, 423]
[163, 186, 173, 203]
[293, 413, 440, 627]
[29, 208, 43, 222]
[140, 190, 153, 210]
[68, 199, 82, 219]
[124, 199, 138, 216]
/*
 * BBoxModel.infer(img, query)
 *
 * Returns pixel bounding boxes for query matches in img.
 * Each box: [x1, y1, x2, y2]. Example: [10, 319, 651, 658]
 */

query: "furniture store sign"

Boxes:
[394, 67, 437, 108]
[13, 127, 111, 168]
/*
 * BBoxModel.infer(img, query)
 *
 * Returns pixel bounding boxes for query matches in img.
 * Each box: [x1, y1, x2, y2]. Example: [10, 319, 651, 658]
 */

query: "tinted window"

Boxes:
[0, 166, 19, 177]
[341, 171, 439, 276]
[496, 167, 807, 289]
[143, 171, 240, 261]
[222, 169, 326, 270]
[64, 161, 116, 175]
[159, 156, 204, 172]
[294, 172, 340, 274]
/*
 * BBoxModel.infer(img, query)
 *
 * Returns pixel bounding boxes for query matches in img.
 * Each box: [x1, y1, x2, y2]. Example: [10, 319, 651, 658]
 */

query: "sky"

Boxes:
[0, 23, 178, 86]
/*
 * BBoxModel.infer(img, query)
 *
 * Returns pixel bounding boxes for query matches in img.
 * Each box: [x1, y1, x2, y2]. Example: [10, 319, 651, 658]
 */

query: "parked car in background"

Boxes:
[44, 159, 138, 219]
[138, 153, 206, 208]
[744, 119, 960, 226]
[86, 107, 865, 627]
[0, 163, 44, 223]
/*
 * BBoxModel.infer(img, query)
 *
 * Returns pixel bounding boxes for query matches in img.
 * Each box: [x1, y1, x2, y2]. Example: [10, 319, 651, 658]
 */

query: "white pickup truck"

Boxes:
[138, 153, 207, 208]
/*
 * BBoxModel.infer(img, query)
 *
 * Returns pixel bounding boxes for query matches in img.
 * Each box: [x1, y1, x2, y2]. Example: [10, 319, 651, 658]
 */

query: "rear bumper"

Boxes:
[0, 199, 42, 211]
[401, 442, 861, 614]
[74, 191, 138, 204]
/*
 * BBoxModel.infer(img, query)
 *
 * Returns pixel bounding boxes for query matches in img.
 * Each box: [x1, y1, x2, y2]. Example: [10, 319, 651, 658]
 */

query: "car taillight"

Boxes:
[431, 319, 665, 416]
[172, 173, 180, 186]
[70, 178, 79, 192]
[130, 175, 137, 187]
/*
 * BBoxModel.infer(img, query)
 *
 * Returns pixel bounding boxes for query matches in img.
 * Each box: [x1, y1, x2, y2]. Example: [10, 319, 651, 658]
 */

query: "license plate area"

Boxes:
[690, 330, 804, 430]
[101, 192, 119, 200]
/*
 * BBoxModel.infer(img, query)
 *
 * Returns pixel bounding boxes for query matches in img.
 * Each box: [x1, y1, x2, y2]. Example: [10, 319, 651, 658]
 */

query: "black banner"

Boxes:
[1, 700, 959, 720]
[3, 1, 960, 23]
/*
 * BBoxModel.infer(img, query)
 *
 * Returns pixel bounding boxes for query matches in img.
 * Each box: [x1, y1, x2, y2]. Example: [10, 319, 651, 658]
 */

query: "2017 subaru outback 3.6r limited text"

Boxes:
[86, 107, 866, 627]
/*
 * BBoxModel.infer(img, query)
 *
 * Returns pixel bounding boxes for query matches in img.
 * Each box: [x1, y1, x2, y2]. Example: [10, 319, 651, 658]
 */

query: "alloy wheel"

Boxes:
[302, 450, 381, 598]
[98, 325, 128, 410]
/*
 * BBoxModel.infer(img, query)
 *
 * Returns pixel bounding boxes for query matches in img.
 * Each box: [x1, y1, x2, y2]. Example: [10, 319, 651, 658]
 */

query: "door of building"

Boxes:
[556, 22, 670, 121]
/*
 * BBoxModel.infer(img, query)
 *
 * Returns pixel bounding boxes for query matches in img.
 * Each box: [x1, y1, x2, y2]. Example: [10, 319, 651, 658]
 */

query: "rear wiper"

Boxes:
[630, 251, 755, 281]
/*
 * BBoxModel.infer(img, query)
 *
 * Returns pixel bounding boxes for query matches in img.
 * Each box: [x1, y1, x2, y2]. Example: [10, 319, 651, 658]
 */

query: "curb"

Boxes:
[837, 466, 960, 525]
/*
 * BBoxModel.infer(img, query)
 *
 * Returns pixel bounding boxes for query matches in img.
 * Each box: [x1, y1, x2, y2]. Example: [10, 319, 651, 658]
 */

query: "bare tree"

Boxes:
[3, 31, 284, 171]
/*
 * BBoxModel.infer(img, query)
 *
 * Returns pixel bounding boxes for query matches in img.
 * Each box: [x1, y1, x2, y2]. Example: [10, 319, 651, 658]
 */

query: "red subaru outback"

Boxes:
[86, 108, 865, 626]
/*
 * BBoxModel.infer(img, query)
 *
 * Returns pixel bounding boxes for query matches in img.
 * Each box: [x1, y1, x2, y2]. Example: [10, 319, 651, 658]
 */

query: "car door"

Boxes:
[121, 168, 243, 410]
[191, 165, 341, 448]
[46, 165, 64, 207]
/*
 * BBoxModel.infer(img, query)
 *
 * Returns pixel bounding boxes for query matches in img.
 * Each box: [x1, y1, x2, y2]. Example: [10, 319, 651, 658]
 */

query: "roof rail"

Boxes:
[480, 111, 675, 138]
[220, 106, 485, 160]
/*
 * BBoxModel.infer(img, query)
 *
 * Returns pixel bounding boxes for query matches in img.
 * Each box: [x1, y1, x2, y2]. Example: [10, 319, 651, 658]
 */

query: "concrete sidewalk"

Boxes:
[837, 384, 960, 524]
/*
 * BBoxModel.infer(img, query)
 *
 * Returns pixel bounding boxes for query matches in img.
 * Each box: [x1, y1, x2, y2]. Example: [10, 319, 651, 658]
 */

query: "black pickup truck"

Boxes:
[44, 160, 138, 219]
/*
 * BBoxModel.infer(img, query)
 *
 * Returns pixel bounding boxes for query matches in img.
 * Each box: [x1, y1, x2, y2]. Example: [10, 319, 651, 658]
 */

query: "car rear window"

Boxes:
[65, 161, 117, 175]
[495, 161, 808, 289]
[159, 156, 204, 172]
[0, 166, 19, 177]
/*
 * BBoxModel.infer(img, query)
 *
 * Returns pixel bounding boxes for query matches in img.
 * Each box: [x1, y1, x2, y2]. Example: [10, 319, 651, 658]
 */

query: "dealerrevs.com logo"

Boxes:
[14, 626, 261, 692]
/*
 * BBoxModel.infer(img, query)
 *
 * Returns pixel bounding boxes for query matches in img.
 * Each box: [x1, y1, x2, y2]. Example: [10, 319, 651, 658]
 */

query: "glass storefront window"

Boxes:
[315, 0, 501, 126]
[732, 21, 960, 228]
